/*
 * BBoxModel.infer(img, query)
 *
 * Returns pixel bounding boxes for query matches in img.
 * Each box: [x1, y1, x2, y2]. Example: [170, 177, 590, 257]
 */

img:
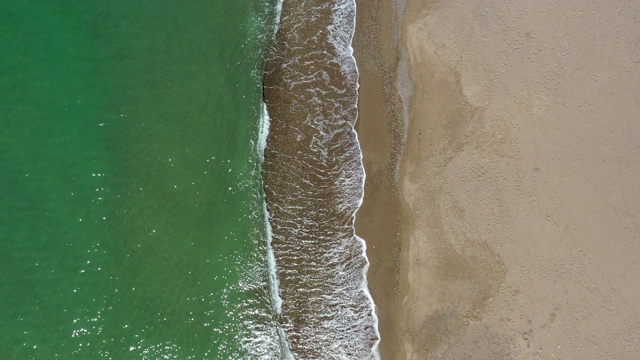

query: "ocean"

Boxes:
[0, 1, 378, 359]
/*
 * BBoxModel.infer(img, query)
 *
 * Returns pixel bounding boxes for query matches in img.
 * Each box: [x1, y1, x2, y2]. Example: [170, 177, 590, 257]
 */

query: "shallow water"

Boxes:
[264, 1, 380, 358]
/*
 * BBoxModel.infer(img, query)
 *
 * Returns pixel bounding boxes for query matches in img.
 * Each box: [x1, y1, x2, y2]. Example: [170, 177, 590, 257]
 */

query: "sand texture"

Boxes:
[355, 0, 640, 359]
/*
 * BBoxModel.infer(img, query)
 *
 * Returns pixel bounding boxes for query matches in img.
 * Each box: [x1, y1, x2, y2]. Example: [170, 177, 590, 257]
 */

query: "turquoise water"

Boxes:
[0, 1, 283, 358]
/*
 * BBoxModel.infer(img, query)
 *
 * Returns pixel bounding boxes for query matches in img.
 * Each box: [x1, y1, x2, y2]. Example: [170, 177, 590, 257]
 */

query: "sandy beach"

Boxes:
[354, 1, 640, 359]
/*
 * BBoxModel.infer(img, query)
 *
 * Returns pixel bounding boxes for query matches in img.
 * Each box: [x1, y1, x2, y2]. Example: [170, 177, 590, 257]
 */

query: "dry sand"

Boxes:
[354, 0, 640, 359]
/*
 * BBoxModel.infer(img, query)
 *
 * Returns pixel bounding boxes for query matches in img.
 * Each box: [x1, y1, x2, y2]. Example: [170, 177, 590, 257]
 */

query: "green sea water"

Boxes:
[0, 1, 283, 358]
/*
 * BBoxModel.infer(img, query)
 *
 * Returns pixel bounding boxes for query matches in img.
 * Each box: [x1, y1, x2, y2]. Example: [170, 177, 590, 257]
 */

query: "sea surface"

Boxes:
[0, 1, 287, 358]
[1, 0, 379, 359]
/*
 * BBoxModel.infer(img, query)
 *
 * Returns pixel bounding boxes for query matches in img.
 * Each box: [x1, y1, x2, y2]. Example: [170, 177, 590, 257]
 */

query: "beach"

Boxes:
[354, 0, 640, 359]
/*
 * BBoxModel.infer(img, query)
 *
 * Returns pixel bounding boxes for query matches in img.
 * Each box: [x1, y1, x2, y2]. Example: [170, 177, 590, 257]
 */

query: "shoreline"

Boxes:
[355, 0, 640, 359]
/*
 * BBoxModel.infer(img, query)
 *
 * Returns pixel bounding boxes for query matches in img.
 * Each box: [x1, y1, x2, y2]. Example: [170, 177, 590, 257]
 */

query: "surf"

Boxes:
[263, 0, 380, 358]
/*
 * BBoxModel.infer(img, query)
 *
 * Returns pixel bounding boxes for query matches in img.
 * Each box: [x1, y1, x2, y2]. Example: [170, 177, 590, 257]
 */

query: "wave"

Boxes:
[257, 102, 296, 359]
[263, 0, 380, 358]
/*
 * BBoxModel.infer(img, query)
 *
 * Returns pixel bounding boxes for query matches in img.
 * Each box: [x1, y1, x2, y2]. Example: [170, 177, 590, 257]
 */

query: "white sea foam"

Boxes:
[273, 0, 284, 33]
[257, 103, 282, 314]
[258, 3, 298, 358]
[258, 103, 296, 360]
[262, 0, 381, 358]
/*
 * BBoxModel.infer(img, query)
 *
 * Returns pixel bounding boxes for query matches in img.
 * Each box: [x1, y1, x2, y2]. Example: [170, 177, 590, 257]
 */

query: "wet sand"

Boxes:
[354, 0, 640, 359]
[352, 2, 406, 358]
